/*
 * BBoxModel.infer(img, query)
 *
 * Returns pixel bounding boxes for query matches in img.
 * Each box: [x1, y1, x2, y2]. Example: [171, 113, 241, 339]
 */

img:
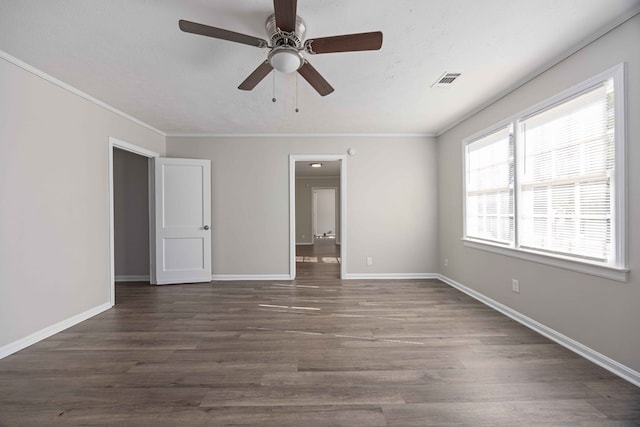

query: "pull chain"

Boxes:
[295, 73, 299, 113]
[272, 71, 276, 103]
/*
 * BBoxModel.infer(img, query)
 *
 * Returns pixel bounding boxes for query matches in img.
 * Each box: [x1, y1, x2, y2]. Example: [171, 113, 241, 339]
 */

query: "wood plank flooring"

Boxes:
[1, 277, 639, 425]
[296, 238, 341, 279]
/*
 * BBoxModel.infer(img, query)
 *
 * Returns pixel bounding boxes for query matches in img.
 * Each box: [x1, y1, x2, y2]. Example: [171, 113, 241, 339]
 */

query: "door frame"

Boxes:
[108, 137, 159, 306]
[289, 154, 347, 279]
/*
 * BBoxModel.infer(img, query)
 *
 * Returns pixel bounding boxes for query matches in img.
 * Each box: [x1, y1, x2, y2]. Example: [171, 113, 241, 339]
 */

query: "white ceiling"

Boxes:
[296, 160, 341, 178]
[1, 1, 638, 136]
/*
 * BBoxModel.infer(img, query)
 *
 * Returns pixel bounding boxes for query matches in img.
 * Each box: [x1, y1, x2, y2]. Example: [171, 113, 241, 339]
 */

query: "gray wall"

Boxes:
[295, 176, 340, 244]
[113, 148, 150, 278]
[0, 57, 165, 349]
[437, 14, 640, 372]
[167, 136, 438, 277]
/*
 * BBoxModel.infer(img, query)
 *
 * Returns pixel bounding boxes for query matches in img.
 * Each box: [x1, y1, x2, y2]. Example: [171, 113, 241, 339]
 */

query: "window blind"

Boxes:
[518, 79, 614, 261]
[465, 126, 514, 244]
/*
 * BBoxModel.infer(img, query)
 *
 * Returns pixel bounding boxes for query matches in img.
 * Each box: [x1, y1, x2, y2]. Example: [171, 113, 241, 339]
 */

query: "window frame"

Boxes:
[463, 121, 515, 245]
[461, 63, 627, 282]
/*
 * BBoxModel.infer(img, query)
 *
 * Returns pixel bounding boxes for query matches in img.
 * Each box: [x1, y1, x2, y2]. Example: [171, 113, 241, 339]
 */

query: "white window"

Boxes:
[465, 125, 513, 245]
[463, 64, 627, 281]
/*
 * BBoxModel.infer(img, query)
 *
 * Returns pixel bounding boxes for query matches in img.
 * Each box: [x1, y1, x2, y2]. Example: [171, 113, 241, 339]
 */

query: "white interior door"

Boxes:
[153, 158, 211, 285]
[312, 188, 336, 237]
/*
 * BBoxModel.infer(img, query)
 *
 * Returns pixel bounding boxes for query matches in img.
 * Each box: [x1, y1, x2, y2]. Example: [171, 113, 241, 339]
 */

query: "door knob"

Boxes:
[203, 225, 210, 230]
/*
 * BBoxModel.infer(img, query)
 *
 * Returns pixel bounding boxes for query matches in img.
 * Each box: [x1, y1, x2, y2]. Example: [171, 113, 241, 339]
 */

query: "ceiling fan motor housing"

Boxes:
[266, 13, 306, 48]
[266, 14, 306, 73]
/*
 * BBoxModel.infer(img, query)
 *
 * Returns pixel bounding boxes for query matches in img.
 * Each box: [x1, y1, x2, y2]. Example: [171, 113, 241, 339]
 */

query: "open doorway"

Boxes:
[108, 137, 159, 306]
[289, 155, 346, 279]
[113, 148, 150, 283]
[298, 185, 340, 279]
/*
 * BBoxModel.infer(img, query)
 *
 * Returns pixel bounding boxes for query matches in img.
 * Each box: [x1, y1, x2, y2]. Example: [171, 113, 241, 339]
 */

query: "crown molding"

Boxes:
[0, 49, 166, 137]
[436, 6, 640, 137]
[166, 132, 436, 138]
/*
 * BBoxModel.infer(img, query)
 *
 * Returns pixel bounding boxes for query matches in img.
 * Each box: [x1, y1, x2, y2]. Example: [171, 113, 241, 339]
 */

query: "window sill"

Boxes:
[462, 238, 628, 282]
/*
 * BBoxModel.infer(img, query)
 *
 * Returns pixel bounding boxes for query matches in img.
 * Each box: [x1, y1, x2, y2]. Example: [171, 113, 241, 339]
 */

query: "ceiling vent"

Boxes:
[432, 72, 461, 88]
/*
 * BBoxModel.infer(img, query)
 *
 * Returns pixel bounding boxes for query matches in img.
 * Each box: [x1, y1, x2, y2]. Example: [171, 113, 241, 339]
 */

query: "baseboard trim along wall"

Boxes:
[343, 273, 438, 280]
[437, 274, 640, 388]
[0, 302, 112, 360]
[211, 274, 293, 281]
[115, 275, 150, 282]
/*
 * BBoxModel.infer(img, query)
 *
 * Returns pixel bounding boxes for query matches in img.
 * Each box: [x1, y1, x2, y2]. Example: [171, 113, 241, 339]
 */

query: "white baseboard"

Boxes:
[211, 274, 292, 281]
[343, 273, 438, 280]
[437, 274, 640, 388]
[0, 302, 112, 360]
[115, 275, 150, 282]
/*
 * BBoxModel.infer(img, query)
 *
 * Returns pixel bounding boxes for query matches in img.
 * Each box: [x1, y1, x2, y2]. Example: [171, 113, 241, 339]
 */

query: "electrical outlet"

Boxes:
[512, 279, 520, 293]
[366, 257, 373, 266]
[444, 258, 448, 267]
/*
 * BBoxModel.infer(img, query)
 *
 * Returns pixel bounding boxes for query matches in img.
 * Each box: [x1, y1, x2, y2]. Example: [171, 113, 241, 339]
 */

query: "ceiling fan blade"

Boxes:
[179, 20, 268, 48]
[238, 61, 274, 91]
[297, 61, 334, 96]
[306, 31, 383, 54]
[273, 0, 298, 33]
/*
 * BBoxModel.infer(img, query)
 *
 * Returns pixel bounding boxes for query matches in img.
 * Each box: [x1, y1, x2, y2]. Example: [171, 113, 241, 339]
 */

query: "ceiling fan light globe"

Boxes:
[269, 49, 303, 73]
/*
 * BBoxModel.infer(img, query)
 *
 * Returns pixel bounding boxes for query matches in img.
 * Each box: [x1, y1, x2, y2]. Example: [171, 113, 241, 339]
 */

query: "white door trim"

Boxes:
[108, 137, 159, 306]
[289, 154, 347, 279]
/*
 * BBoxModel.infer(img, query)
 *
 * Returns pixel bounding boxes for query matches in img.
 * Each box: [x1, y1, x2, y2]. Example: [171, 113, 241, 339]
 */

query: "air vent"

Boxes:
[432, 72, 461, 88]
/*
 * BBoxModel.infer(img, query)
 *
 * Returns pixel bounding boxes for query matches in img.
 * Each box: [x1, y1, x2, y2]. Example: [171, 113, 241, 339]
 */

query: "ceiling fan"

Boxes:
[179, 0, 383, 96]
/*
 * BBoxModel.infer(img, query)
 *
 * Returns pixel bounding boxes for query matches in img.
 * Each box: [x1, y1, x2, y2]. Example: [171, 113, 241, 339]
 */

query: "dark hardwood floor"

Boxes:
[1, 275, 639, 425]
[296, 238, 341, 279]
